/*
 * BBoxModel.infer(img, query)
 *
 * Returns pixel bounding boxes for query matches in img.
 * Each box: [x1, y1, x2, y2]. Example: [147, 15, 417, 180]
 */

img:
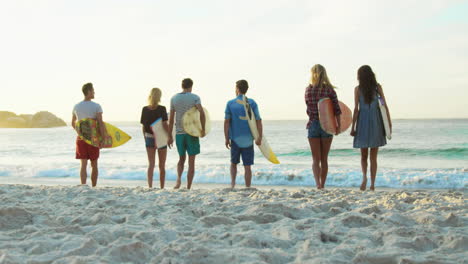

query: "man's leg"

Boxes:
[244, 165, 252, 187]
[230, 141, 241, 189]
[187, 155, 196, 189]
[90, 159, 98, 187]
[185, 135, 200, 190]
[230, 163, 237, 189]
[80, 159, 88, 184]
[241, 145, 254, 188]
[175, 155, 186, 189]
[174, 134, 187, 189]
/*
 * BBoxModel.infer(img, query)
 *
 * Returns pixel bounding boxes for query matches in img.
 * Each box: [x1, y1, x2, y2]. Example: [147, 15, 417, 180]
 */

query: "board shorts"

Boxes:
[76, 137, 100, 160]
[231, 140, 254, 166]
[176, 134, 200, 156]
[308, 120, 333, 139]
[144, 133, 167, 149]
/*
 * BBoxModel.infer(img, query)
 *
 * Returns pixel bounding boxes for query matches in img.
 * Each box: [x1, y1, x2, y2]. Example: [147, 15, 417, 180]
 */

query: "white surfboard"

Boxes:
[182, 107, 211, 137]
[377, 94, 392, 140]
[150, 118, 170, 149]
[236, 95, 280, 164]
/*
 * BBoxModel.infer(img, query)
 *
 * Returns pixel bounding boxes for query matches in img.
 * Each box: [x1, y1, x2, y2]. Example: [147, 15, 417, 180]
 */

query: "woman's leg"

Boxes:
[319, 137, 333, 189]
[146, 147, 156, 188]
[369, 147, 379, 191]
[360, 148, 369, 191]
[308, 138, 322, 189]
[157, 148, 167, 189]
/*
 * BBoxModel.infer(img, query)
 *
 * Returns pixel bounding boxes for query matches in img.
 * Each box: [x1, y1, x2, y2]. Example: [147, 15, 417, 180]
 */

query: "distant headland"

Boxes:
[0, 111, 66, 128]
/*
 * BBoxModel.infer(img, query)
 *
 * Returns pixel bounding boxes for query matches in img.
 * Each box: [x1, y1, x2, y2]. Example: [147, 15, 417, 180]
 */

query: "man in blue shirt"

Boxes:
[224, 80, 262, 189]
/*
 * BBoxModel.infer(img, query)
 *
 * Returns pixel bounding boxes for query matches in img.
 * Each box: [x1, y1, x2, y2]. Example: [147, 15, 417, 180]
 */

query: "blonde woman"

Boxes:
[140, 88, 172, 188]
[305, 65, 341, 189]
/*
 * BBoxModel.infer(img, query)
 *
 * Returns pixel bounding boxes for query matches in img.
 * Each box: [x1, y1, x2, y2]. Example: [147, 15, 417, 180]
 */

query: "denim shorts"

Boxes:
[308, 120, 333, 138]
[230, 140, 254, 166]
[144, 136, 167, 149]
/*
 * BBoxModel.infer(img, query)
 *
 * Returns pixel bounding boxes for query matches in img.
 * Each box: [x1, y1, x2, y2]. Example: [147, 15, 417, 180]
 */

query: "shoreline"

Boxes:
[0, 176, 465, 192]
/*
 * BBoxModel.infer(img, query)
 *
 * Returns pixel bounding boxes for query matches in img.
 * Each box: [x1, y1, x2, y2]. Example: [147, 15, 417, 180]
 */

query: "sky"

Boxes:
[0, 0, 467, 121]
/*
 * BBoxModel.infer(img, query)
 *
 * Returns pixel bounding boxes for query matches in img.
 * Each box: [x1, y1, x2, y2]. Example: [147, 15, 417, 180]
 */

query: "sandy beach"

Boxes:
[0, 184, 466, 264]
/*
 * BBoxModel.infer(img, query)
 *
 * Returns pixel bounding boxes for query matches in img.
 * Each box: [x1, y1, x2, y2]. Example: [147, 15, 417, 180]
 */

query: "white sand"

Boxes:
[0, 184, 466, 264]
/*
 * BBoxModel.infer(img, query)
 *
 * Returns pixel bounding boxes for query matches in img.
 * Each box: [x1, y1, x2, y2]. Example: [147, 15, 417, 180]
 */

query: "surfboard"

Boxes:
[150, 117, 172, 149]
[318, 99, 352, 135]
[76, 118, 131, 148]
[377, 95, 392, 140]
[182, 107, 211, 137]
[236, 95, 280, 164]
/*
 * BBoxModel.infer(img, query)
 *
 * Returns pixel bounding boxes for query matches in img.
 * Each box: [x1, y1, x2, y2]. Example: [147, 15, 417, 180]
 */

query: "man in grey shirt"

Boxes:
[71, 83, 107, 187]
[169, 78, 206, 189]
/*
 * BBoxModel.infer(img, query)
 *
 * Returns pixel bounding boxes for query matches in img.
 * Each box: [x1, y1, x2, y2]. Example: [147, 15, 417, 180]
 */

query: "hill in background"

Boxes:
[0, 111, 66, 128]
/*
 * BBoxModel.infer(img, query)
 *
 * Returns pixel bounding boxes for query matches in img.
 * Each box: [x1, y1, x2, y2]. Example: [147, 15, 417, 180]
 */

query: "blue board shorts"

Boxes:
[231, 140, 254, 166]
[308, 120, 333, 138]
[176, 134, 200, 156]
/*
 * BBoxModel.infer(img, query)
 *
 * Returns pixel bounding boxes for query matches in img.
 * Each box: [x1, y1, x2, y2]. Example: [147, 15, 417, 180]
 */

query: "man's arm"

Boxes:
[168, 109, 175, 147]
[195, 104, 206, 137]
[168, 109, 175, 136]
[252, 101, 262, 145]
[96, 112, 107, 138]
[71, 114, 77, 130]
[224, 119, 231, 149]
[255, 120, 263, 146]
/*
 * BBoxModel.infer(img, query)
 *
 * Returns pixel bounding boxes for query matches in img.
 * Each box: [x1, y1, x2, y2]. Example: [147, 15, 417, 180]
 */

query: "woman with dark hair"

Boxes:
[305, 64, 342, 189]
[350, 65, 392, 191]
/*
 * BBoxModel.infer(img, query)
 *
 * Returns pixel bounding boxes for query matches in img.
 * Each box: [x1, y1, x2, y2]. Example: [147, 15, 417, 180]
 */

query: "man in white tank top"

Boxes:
[71, 83, 107, 187]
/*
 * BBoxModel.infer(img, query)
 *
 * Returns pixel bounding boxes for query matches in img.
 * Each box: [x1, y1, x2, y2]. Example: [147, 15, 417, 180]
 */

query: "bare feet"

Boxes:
[360, 178, 367, 191]
[370, 185, 375, 191]
[174, 179, 181, 189]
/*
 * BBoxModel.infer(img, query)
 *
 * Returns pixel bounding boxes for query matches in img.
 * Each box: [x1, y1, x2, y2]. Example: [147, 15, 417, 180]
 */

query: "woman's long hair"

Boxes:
[148, 88, 162, 109]
[310, 64, 335, 90]
[358, 65, 378, 104]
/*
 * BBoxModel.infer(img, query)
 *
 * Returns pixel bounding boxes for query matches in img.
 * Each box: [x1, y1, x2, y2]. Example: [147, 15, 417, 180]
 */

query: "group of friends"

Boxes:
[71, 64, 391, 191]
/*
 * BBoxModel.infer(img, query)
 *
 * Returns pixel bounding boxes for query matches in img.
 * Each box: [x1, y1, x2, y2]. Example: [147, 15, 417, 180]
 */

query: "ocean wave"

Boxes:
[2, 165, 466, 189]
[278, 148, 468, 159]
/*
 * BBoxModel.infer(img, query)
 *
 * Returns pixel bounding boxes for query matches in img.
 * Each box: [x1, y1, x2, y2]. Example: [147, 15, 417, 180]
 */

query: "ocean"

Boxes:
[0, 119, 467, 189]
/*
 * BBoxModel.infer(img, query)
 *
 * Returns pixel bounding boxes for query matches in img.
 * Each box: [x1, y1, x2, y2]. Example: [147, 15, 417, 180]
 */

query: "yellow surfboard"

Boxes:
[236, 95, 280, 164]
[76, 118, 131, 148]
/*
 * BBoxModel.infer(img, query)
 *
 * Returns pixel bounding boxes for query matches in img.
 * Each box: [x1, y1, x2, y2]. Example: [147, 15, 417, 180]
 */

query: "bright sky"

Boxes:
[1, 0, 467, 121]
